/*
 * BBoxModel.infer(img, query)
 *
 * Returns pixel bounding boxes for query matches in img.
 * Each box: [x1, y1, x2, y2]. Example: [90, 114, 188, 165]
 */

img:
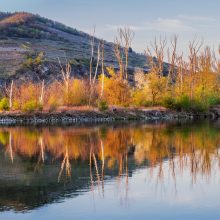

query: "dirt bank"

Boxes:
[0, 106, 215, 125]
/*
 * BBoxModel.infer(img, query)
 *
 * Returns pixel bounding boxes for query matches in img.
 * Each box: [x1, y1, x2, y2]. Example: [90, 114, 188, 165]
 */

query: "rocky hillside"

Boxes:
[0, 12, 149, 84]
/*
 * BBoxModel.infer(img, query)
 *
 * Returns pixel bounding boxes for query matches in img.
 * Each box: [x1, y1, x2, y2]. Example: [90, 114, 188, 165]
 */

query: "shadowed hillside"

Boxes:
[0, 12, 147, 83]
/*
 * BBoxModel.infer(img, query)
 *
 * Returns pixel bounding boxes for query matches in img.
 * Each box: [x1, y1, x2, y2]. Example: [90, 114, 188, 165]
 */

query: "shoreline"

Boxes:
[0, 107, 216, 125]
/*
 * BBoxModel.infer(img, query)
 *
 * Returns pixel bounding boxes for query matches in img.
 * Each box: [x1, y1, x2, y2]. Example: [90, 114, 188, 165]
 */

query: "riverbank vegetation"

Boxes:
[1, 28, 220, 113]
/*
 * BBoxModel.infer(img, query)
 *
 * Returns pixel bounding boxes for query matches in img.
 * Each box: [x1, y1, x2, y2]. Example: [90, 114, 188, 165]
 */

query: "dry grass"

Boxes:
[50, 105, 97, 112]
[0, 12, 33, 26]
[0, 105, 169, 116]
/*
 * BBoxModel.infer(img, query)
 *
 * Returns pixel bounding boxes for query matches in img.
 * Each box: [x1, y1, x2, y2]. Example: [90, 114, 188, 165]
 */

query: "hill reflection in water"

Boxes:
[0, 121, 220, 218]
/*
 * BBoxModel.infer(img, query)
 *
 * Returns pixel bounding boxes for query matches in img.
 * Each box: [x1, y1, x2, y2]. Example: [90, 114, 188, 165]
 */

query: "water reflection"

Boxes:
[0, 121, 220, 214]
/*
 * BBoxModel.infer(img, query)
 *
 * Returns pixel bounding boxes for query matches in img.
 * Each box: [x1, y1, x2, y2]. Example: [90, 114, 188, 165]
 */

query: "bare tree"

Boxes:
[90, 26, 96, 86]
[199, 46, 212, 73]
[176, 54, 185, 94]
[146, 36, 167, 77]
[145, 37, 167, 105]
[93, 42, 101, 84]
[9, 80, 13, 110]
[58, 58, 71, 95]
[188, 38, 203, 99]
[114, 37, 124, 79]
[100, 41, 105, 97]
[198, 46, 213, 98]
[212, 46, 220, 91]
[118, 27, 134, 79]
[167, 35, 178, 84]
[114, 27, 134, 80]
[39, 80, 45, 106]
[89, 38, 102, 105]
[4, 80, 14, 110]
[212, 45, 220, 73]
[88, 27, 105, 105]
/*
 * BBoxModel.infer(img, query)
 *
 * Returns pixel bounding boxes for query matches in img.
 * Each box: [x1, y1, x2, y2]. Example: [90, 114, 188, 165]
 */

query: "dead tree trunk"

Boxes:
[90, 26, 96, 86]
[39, 80, 45, 106]
[93, 43, 101, 84]
[100, 41, 105, 98]
[9, 80, 13, 110]
[58, 58, 72, 105]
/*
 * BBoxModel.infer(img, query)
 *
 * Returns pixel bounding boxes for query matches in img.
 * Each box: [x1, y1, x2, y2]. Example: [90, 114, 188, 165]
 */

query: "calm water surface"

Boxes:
[0, 121, 220, 219]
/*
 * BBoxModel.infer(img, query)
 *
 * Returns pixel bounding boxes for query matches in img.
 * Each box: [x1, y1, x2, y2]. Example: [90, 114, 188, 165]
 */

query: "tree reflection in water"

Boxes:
[0, 121, 220, 212]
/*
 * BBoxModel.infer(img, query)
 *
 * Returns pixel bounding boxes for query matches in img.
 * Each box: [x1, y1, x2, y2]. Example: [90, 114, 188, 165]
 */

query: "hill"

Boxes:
[0, 12, 148, 84]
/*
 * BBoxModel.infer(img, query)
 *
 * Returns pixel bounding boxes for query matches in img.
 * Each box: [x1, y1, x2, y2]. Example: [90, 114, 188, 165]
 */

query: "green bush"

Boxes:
[22, 101, 39, 113]
[165, 95, 209, 113]
[175, 95, 191, 111]
[207, 96, 220, 106]
[190, 100, 208, 113]
[163, 97, 176, 109]
[0, 98, 9, 111]
[98, 100, 108, 111]
[23, 52, 44, 69]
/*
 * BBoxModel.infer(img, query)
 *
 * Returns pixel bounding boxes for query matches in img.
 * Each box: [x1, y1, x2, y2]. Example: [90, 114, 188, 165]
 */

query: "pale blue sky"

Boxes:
[1, 0, 220, 54]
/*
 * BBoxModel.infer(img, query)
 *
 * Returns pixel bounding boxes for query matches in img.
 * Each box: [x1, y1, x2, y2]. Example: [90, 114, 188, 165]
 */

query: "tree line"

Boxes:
[1, 28, 220, 112]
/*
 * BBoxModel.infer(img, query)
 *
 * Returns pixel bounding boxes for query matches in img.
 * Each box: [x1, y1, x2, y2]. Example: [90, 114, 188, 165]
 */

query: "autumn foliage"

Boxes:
[0, 31, 220, 113]
[100, 67, 131, 106]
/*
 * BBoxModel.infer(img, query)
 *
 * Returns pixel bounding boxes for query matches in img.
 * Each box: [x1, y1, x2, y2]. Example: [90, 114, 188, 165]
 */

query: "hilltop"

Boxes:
[0, 12, 148, 84]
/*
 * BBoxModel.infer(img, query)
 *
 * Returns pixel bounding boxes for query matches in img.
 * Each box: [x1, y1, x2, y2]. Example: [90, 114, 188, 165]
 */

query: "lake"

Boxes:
[0, 120, 220, 220]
